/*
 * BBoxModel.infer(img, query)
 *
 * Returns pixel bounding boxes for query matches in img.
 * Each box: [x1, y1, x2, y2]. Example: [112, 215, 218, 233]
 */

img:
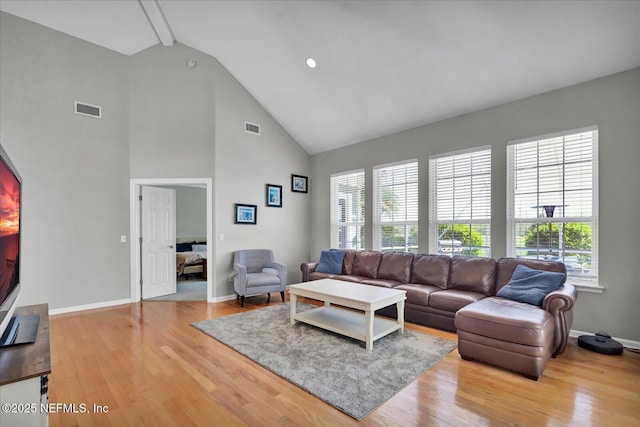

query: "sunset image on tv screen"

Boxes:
[0, 158, 19, 303]
[0, 160, 19, 237]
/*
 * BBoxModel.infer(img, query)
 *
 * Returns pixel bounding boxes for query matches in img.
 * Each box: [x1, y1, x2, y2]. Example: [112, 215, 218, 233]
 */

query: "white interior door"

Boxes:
[141, 186, 176, 299]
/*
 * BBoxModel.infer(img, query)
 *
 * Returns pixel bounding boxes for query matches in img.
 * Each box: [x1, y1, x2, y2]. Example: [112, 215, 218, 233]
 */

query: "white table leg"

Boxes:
[397, 299, 405, 334]
[365, 309, 373, 351]
[290, 292, 297, 324]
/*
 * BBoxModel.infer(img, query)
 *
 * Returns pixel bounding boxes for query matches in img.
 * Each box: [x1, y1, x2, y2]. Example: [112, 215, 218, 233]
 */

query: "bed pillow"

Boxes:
[176, 242, 195, 252]
[315, 250, 345, 274]
[192, 244, 207, 252]
[496, 264, 566, 306]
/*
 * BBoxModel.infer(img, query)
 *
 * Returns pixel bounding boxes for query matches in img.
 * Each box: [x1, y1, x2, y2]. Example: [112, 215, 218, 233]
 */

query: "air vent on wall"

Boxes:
[244, 121, 260, 135]
[74, 101, 102, 119]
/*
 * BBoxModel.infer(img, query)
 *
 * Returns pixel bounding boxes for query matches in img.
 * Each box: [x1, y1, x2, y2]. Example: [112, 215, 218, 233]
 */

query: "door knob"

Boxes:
[169, 245, 174, 249]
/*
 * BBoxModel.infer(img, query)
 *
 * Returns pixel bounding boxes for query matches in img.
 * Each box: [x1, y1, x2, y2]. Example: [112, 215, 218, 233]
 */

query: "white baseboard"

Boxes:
[49, 298, 132, 315]
[208, 294, 237, 303]
[570, 329, 640, 350]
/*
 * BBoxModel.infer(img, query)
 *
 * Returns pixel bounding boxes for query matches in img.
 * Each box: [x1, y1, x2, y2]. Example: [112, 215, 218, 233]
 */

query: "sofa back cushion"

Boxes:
[377, 252, 414, 283]
[351, 251, 382, 278]
[341, 250, 357, 275]
[448, 256, 496, 295]
[411, 254, 450, 289]
[495, 257, 567, 293]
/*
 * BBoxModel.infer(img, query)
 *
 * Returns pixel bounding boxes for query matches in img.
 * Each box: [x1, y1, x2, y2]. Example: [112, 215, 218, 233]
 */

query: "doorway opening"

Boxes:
[129, 178, 213, 303]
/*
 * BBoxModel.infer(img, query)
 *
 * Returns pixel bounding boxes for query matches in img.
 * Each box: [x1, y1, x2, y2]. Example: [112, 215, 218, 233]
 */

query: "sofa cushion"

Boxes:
[246, 272, 281, 288]
[448, 256, 496, 295]
[361, 278, 401, 288]
[395, 283, 442, 306]
[335, 275, 369, 283]
[429, 289, 487, 312]
[411, 254, 450, 289]
[455, 297, 554, 347]
[315, 250, 345, 274]
[308, 271, 336, 281]
[377, 252, 414, 283]
[351, 251, 382, 278]
[341, 250, 357, 275]
[496, 264, 566, 306]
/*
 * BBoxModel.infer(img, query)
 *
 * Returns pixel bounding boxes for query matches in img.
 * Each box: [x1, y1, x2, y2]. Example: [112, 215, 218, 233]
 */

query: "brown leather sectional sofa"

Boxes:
[301, 250, 577, 379]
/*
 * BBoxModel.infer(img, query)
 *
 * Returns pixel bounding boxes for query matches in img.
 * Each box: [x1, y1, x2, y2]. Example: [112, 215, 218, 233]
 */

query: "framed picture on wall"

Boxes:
[234, 203, 257, 224]
[266, 184, 283, 207]
[291, 174, 308, 193]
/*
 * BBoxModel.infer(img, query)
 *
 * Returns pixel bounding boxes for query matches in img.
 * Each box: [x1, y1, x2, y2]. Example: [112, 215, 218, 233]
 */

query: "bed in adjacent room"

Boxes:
[176, 238, 207, 278]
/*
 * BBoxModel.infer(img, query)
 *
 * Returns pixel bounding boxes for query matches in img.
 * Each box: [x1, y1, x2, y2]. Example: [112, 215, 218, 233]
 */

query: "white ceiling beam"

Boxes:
[139, 0, 174, 47]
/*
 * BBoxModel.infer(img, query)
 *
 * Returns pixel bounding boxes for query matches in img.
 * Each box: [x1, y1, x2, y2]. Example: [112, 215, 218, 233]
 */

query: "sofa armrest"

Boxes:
[542, 283, 577, 357]
[300, 262, 318, 282]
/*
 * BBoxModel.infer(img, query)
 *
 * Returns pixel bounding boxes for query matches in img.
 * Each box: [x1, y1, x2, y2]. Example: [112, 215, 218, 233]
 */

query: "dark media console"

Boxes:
[0, 304, 51, 426]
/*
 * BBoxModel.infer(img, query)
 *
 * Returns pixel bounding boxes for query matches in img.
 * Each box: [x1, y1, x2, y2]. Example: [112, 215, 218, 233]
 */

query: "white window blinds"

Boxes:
[429, 147, 491, 257]
[330, 170, 365, 250]
[507, 126, 598, 283]
[373, 160, 418, 253]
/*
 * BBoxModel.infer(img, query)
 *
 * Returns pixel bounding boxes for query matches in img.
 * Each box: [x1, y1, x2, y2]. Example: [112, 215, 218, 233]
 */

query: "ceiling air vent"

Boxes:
[244, 121, 260, 135]
[74, 101, 102, 119]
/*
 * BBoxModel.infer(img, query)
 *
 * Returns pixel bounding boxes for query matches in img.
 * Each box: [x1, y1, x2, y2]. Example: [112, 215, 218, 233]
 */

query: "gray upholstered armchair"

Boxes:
[233, 249, 287, 307]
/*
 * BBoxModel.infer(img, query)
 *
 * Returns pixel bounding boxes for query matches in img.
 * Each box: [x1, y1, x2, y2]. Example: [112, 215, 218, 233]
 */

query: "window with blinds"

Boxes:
[330, 170, 365, 250]
[373, 160, 418, 253]
[429, 147, 491, 257]
[507, 126, 598, 283]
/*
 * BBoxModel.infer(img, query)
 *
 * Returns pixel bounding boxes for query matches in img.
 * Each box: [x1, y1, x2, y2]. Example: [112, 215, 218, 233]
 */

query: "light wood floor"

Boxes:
[48, 296, 640, 426]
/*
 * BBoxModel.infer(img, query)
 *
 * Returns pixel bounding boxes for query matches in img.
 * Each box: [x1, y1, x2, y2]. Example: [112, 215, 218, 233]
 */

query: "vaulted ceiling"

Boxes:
[1, 1, 639, 154]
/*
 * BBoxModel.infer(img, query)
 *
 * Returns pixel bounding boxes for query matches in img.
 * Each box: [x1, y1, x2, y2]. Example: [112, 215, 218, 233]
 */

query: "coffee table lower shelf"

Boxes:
[294, 306, 401, 346]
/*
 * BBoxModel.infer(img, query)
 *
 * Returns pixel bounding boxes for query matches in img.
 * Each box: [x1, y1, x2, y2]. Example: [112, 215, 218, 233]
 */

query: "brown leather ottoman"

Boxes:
[455, 297, 555, 380]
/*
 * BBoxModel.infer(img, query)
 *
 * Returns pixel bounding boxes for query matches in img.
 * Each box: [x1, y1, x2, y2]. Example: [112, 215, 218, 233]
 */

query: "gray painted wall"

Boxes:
[0, 12, 131, 308]
[128, 42, 310, 298]
[310, 68, 640, 341]
[213, 51, 311, 295]
[1, 12, 311, 307]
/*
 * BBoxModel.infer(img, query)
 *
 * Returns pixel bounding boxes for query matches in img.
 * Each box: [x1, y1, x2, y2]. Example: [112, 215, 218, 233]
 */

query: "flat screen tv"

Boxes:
[0, 142, 22, 346]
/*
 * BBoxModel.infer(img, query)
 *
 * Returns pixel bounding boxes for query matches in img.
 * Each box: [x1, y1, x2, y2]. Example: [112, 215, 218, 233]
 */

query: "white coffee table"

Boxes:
[287, 279, 406, 351]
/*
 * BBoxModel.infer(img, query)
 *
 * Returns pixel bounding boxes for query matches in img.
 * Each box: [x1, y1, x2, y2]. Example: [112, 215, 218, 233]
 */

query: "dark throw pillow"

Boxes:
[176, 242, 195, 252]
[315, 250, 345, 274]
[496, 264, 566, 306]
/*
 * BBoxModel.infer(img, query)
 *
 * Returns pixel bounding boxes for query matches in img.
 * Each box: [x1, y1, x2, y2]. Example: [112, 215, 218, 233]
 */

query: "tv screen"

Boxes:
[0, 143, 21, 342]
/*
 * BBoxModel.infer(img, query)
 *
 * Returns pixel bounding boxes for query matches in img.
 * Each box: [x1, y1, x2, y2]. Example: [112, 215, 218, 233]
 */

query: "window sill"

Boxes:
[568, 281, 604, 294]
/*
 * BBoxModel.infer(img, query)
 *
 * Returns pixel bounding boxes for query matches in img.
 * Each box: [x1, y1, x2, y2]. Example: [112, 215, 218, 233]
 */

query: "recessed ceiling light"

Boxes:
[305, 57, 317, 69]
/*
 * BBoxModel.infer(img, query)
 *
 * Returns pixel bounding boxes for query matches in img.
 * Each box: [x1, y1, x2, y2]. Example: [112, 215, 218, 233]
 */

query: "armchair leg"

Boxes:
[267, 293, 271, 303]
[240, 295, 245, 307]
[280, 291, 285, 302]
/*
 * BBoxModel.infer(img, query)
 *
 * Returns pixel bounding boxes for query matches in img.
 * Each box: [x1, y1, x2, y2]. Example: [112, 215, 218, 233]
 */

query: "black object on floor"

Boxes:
[577, 331, 623, 355]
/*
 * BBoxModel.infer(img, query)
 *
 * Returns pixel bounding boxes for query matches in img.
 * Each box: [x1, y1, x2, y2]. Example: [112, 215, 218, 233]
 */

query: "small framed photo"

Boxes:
[291, 174, 308, 193]
[266, 184, 283, 207]
[234, 203, 257, 224]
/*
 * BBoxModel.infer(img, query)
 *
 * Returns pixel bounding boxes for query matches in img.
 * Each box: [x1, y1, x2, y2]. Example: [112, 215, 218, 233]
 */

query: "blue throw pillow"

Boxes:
[496, 264, 566, 306]
[315, 250, 345, 274]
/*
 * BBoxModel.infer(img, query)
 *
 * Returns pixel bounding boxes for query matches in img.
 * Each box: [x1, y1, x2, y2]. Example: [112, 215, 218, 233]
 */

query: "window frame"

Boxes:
[330, 169, 365, 250]
[428, 146, 492, 258]
[506, 126, 600, 291]
[372, 159, 419, 253]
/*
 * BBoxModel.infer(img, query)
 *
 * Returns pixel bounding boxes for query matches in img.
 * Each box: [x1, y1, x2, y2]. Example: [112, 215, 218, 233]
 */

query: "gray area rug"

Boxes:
[192, 302, 457, 420]
[146, 281, 206, 301]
